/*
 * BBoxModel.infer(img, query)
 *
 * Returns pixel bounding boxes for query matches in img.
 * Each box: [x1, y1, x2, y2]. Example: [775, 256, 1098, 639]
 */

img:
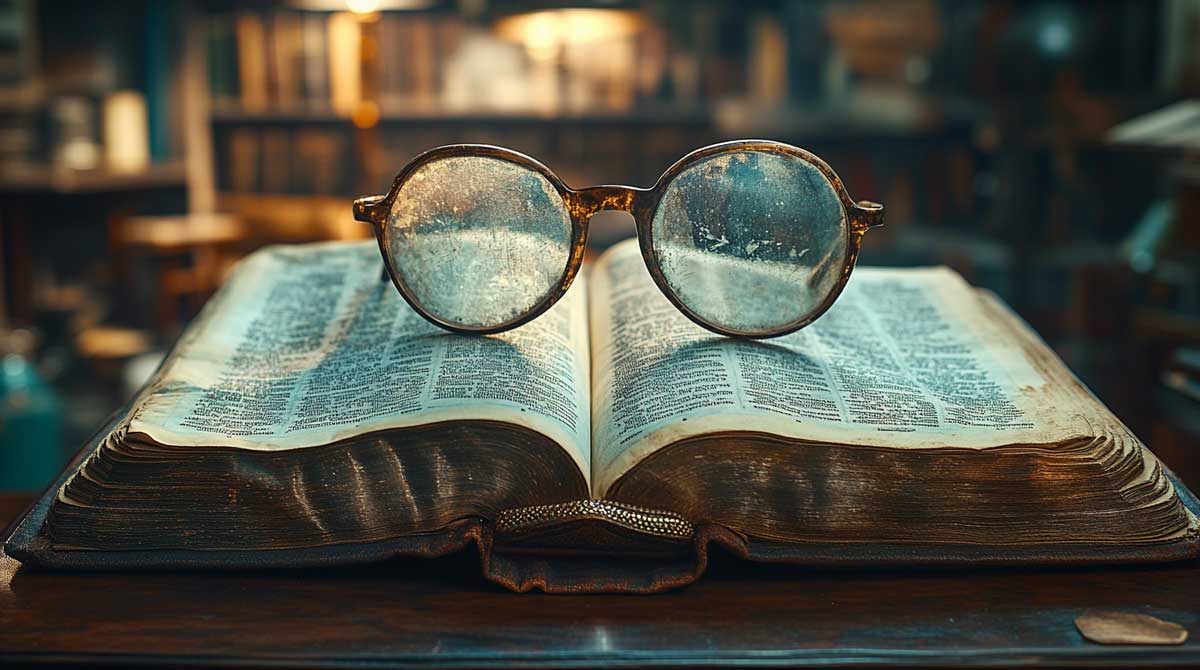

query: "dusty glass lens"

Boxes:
[650, 150, 848, 334]
[386, 155, 573, 329]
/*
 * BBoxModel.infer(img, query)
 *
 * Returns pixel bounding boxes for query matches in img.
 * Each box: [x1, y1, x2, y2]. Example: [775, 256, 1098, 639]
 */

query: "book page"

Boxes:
[129, 240, 591, 480]
[589, 239, 1094, 496]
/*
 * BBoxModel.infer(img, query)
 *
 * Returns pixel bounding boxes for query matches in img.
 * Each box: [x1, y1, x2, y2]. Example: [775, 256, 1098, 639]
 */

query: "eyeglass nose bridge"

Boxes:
[570, 185, 650, 219]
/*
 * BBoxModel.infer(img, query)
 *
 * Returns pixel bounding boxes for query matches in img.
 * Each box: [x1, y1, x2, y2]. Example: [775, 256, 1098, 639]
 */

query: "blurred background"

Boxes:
[0, 0, 1198, 492]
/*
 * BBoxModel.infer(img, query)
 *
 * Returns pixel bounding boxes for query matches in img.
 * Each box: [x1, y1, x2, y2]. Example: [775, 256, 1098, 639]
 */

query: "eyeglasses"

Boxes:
[353, 140, 883, 339]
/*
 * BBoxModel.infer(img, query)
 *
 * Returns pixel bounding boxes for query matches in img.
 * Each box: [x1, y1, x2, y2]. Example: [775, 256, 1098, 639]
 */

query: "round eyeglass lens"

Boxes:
[650, 149, 848, 335]
[385, 155, 573, 329]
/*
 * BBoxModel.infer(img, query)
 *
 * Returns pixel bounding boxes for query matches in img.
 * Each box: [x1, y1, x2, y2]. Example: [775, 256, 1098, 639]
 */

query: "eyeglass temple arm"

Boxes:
[352, 195, 391, 282]
[354, 195, 387, 228]
[850, 200, 885, 233]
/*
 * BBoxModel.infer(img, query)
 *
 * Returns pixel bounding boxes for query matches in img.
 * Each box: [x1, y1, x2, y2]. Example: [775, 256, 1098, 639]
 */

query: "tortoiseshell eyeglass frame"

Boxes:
[353, 139, 884, 339]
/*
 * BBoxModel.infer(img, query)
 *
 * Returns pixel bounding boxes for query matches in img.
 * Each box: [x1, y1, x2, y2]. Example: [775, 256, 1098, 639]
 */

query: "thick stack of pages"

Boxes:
[9, 239, 1197, 591]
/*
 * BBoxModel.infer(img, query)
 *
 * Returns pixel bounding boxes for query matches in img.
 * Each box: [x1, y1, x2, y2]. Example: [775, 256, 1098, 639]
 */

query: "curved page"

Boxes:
[129, 241, 592, 484]
[589, 239, 1101, 496]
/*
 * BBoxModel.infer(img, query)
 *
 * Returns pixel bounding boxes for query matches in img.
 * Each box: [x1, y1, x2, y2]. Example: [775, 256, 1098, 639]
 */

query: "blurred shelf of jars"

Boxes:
[1, 0, 1199, 490]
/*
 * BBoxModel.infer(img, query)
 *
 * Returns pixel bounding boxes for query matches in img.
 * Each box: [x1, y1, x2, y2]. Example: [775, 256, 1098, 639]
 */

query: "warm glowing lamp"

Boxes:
[103, 91, 150, 173]
[289, 0, 434, 10]
[344, 0, 380, 14]
[494, 8, 643, 60]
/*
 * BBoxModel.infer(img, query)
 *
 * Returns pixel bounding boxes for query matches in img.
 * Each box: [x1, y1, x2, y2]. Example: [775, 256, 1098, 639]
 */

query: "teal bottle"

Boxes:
[0, 331, 63, 491]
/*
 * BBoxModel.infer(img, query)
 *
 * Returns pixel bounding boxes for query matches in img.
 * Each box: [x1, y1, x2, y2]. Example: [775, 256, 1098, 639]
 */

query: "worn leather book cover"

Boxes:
[6, 405, 1200, 593]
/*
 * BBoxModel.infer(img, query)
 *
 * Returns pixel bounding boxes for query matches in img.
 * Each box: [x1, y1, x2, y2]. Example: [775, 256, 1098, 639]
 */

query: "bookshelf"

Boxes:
[0, 162, 188, 195]
[208, 105, 713, 125]
[196, 2, 986, 243]
[200, 5, 720, 195]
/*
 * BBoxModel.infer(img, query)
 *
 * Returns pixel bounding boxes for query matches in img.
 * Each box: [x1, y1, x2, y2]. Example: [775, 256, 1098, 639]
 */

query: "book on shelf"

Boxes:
[234, 12, 269, 113]
[270, 11, 303, 110]
[259, 128, 291, 194]
[301, 13, 329, 107]
[211, 10, 462, 116]
[8, 239, 1198, 592]
[206, 15, 239, 108]
[224, 127, 260, 193]
[326, 11, 360, 116]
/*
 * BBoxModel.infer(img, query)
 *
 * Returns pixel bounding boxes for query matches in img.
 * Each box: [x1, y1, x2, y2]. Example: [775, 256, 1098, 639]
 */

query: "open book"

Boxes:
[8, 239, 1198, 592]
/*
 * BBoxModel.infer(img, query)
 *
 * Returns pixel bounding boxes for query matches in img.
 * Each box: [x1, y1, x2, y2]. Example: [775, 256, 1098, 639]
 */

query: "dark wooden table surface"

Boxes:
[1, 492, 1199, 669]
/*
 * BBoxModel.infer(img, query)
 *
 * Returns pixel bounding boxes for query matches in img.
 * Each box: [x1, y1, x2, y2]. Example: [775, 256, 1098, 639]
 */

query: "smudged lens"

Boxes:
[649, 149, 848, 336]
[385, 155, 573, 329]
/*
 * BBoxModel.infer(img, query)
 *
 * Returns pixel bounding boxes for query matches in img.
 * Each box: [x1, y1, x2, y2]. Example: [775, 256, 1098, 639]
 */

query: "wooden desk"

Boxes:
[1, 491, 1198, 668]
